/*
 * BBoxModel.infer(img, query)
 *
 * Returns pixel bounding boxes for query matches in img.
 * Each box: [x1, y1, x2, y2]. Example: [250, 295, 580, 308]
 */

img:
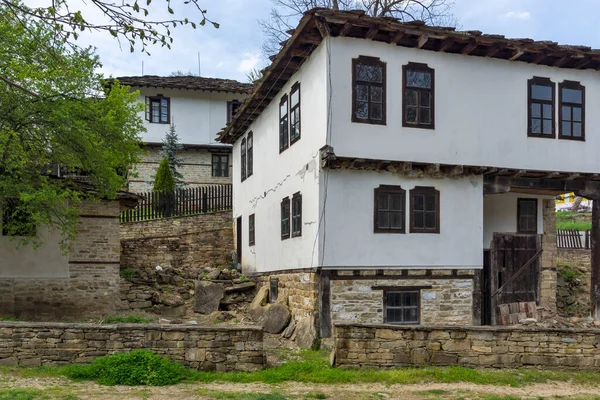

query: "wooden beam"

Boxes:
[390, 31, 404, 44]
[485, 46, 501, 58]
[532, 52, 548, 64]
[439, 38, 454, 52]
[574, 57, 592, 69]
[316, 19, 330, 39]
[417, 34, 429, 49]
[553, 56, 570, 67]
[509, 49, 525, 61]
[300, 35, 322, 45]
[447, 165, 464, 177]
[483, 167, 499, 175]
[474, 167, 488, 174]
[543, 171, 560, 179]
[366, 26, 379, 40]
[461, 41, 478, 55]
[338, 22, 353, 37]
[484, 176, 511, 195]
[425, 163, 440, 174]
[568, 173, 581, 180]
[400, 162, 412, 173]
[510, 169, 527, 178]
[592, 200, 600, 318]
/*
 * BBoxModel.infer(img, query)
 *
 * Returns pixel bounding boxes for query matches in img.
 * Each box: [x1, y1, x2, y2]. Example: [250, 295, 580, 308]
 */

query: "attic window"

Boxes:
[227, 100, 241, 123]
[352, 56, 386, 125]
[145, 95, 170, 124]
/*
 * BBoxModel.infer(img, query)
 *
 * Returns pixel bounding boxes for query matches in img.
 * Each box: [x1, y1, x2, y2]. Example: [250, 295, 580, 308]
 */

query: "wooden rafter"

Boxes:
[366, 26, 379, 40]
[315, 20, 330, 39]
[338, 22, 353, 37]
[438, 38, 454, 52]
[553, 56, 570, 67]
[531, 52, 548, 64]
[509, 49, 525, 61]
[390, 31, 404, 44]
[461, 41, 478, 55]
[417, 34, 429, 49]
[485, 46, 501, 58]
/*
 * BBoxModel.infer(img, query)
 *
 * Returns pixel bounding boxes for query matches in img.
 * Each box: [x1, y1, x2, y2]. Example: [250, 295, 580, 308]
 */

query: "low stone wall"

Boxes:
[557, 249, 591, 317]
[0, 322, 263, 371]
[334, 324, 600, 369]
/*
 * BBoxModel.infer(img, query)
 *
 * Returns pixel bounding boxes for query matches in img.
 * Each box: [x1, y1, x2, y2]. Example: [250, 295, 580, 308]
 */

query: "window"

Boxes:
[227, 100, 241, 123]
[281, 197, 290, 240]
[247, 132, 253, 177]
[145, 95, 170, 124]
[292, 192, 302, 238]
[211, 154, 229, 177]
[410, 187, 440, 233]
[559, 81, 585, 141]
[248, 214, 255, 246]
[403, 63, 434, 129]
[517, 198, 537, 234]
[352, 56, 386, 124]
[528, 77, 555, 138]
[374, 185, 405, 233]
[1, 199, 36, 237]
[384, 290, 420, 324]
[290, 82, 301, 144]
[270, 279, 279, 303]
[240, 138, 247, 182]
[279, 95, 289, 152]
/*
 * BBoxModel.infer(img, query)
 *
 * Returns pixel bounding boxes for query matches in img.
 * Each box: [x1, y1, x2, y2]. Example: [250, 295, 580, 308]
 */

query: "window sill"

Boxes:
[352, 118, 386, 126]
[147, 121, 170, 124]
[558, 135, 585, 142]
[527, 133, 555, 139]
[409, 229, 440, 234]
[402, 123, 434, 130]
[374, 229, 406, 234]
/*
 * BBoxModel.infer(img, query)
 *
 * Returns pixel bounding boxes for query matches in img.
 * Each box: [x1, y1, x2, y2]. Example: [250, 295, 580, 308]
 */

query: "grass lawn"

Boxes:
[556, 211, 591, 231]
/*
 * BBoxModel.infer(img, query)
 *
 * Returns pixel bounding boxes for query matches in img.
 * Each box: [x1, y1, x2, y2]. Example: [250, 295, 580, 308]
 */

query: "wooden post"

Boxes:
[592, 199, 600, 319]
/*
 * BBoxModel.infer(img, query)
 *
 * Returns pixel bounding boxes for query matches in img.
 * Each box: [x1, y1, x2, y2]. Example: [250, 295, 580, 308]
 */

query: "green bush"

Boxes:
[153, 157, 176, 192]
[558, 265, 582, 283]
[120, 268, 136, 279]
[65, 350, 188, 386]
[102, 315, 154, 324]
[0, 316, 21, 322]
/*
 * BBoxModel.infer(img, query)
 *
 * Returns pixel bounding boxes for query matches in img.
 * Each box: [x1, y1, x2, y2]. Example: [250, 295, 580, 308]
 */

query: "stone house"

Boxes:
[117, 76, 253, 193]
[219, 9, 600, 337]
[0, 193, 138, 320]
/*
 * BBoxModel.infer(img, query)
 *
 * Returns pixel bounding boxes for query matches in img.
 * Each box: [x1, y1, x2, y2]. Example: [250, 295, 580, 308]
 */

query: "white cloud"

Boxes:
[237, 52, 261, 74]
[500, 11, 531, 20]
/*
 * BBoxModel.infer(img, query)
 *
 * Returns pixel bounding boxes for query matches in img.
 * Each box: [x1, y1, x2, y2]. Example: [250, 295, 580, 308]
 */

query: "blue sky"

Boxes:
[73, 0, 600, 83]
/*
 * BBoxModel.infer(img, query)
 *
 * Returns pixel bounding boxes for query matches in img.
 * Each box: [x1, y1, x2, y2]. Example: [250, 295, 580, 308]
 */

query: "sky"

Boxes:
[53, 0, 600, 83]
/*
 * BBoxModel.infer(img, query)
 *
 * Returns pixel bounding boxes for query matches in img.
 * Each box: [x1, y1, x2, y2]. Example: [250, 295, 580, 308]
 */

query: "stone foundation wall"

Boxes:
[0, 200, 121, 320]
[0, 322, 263, 371]
[557, 249, 591, 317]
[541, 199, 558, 311]
[330, 270, 474, 326]
[334, 324, 600, 369]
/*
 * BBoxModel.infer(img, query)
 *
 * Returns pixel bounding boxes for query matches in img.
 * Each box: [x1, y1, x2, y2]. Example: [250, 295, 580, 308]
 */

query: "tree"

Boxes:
[160, 124, 185, 187]
[1, 0, 217, 55]
[153, 158, 176, 192]
[259, 0, 457, 56]
[246, 68, 263, 84]
[169, 70, 200, 77]
[0, 6, 145, 249]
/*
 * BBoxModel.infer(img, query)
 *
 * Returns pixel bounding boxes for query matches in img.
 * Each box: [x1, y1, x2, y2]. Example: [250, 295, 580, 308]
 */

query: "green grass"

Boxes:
[0, 389, 48, 400]
[198, 391, 287, 400]
[120, 268, 136, 279]
[556, 211, 591, 231]
[0, 316, 21, 322]
[101, 315, 154, 324]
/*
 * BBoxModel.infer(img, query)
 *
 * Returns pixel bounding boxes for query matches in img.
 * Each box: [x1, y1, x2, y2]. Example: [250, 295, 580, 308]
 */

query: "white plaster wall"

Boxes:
[320, 169, 483, 269]
[134, 88, 249, 145]
[233, 42, 329, 273]
[483, 192, 552, 249]
[329, 37, 600, 173]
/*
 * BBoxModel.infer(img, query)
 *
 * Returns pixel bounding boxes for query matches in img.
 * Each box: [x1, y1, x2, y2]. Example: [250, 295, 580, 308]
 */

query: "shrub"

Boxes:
[120, 268, 136, 279]
[153, 158, 176, 192]
[558, 264, 582, 283]
[0, 316, 21, 322]
[102, 315, 154, 324]
[65, 350, 188, 386]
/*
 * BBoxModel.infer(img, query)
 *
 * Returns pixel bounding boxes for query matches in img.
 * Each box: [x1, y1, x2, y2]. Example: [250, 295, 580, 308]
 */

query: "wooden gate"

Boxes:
[490, 233, 541, 324]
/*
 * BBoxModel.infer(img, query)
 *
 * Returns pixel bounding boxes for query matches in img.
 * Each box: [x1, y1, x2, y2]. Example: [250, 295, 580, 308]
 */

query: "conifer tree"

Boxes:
[153, 158, 176, 192]
[160, 123, 185, 187]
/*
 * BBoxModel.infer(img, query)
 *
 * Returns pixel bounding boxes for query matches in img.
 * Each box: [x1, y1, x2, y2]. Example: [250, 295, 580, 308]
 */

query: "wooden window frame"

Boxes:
[211, 154, 229, 178]
[383, 289, 421, 325]
[248, 214, 255, 246]
[279, 94, 289, 153]
[352, 56, 386, 125]
[240, 138, 247, 182]
[527, 77, 555, 139]
[145, 95, 170, 124]
[281, 197, 290, 240]
[558, 80, 585, 141]
[292, 192, 302, 238]
[247, 132, 253, 177]
[517, 198, 538, 234]
[402, 62, 435, 130]
[374, 185, 406, 234]
[290, 82, 301, 145]
[227, 99, 241, 124]
[409, 186, 440, 234]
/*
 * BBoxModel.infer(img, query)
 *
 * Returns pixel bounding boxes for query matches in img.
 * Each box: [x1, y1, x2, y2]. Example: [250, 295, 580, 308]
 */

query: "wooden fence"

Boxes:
[556, 229, 591, 249]
[120, 185, 232, 223]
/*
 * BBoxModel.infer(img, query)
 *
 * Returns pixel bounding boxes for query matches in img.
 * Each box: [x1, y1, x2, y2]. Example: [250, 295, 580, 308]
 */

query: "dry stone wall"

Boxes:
[0, 322, 264, 371]
[335, 324, 600, 369]
[557, 249, 591, 317]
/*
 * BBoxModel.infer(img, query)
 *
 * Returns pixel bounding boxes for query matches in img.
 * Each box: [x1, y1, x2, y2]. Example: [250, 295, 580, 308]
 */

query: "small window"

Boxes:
[279, 95, 289, 152]
[517, 198, 537, 234]
[247, 132, 253, 177]
[352, 56, 386, 125]
[211, 154, 229, 177]
[281, 197, 290, 240]
[269, 278, 279, 303]
[559, 81, 585, 141]
[227, 100, 241, 123]
[248, 214, 255, 246]
[410, 187, 440, 233]
[240, 138, 247, 182]
[145, 95, 170, 124]
[384, 290, 420, 324]
[528, 77, 555, 138]
[290, 82, 301, 145]
[1, 199, 36, 237]
[403, 63, 434, 129]
[292, 192, 302, 238]
[374, 185, 405, 233]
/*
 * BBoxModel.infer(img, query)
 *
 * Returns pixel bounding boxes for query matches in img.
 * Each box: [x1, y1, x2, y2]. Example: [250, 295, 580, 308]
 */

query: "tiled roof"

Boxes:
[116, 75, 253, 94]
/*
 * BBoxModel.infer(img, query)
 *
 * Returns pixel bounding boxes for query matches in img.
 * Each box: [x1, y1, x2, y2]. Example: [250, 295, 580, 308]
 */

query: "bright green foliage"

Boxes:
[102, 315, 154, 324]
[556, 211, 592, 231]
[0, 5, 144, 249]
[0, 389, 46, 400]
[65, 350, 188, 386]
[153, 158, 176, 192]
[120, 268, 136, 279]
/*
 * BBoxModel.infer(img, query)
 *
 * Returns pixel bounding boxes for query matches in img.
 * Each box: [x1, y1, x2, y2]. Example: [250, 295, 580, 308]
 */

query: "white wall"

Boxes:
[135, 88, 248, 145]
[233, 42, 330, 273]
[483, 192, 552, 249]
[320, 169, 483, 269]
[329, 37, 600, 173]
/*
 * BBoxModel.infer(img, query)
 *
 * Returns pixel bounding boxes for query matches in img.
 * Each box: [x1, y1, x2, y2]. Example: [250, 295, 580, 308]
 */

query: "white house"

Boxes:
[117, 76, 252, 192]
[218, 9, 600, 338]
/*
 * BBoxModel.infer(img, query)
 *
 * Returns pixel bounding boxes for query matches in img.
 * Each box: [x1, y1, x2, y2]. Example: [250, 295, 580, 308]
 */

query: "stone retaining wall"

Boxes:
[0, 322, 264, 371]
[334, 323, 600, 369]
[557, 249, 591, 317]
